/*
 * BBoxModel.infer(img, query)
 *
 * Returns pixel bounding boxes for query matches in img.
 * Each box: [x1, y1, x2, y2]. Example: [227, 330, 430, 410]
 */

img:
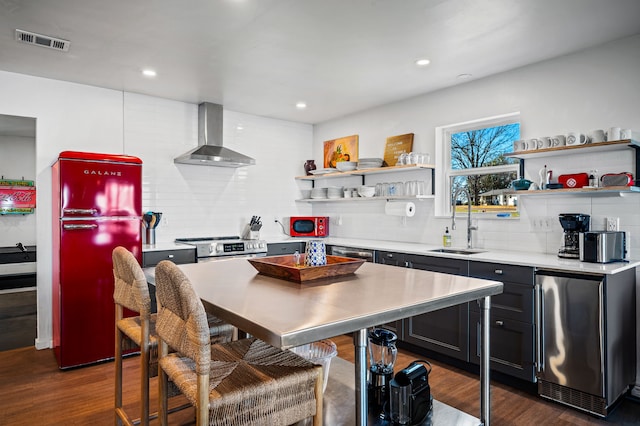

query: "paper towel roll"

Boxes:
[385, 201, 415, 217]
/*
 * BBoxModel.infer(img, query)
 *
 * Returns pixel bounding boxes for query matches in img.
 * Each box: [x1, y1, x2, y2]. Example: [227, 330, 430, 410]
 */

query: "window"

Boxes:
[435, 113, 520, 217]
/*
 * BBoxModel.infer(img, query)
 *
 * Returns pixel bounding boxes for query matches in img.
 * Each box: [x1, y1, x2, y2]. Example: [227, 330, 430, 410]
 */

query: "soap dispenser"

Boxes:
[443, 227, 451, 247]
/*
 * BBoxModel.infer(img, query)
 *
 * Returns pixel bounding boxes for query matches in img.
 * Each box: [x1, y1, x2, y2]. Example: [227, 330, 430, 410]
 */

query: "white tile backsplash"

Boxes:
[123, 93, 313, 242]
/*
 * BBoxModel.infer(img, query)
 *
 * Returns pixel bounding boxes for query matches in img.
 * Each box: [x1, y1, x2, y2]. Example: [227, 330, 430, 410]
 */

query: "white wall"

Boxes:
[312, 34, 640, 254]
[312, 33, 640, 396]
[123, 92, 313, 242]
[0, 71, 313, 349]
[0, 134, 36, 245]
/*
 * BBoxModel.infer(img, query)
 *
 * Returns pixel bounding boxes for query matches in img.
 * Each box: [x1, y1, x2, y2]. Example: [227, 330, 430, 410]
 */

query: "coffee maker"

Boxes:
[367, 328, 397, 412]
[558, 213, 590, 258]
[389, 361, 432, 425]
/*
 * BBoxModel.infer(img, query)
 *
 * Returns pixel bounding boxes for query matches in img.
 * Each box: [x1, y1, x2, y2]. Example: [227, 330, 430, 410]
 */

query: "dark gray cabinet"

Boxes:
[372, 251, 410, 337]
[267, 242, 305, 256]
[376, 251, 470, 361]
[142, 248, 196, 267]
[376, 250, 409, 267]
[468, 262, 536, 381]
[403, 255, 470, 362]
[143, 247, 197, 313]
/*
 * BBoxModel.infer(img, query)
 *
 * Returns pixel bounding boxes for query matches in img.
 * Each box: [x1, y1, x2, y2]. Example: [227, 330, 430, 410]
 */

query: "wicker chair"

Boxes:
[112, 247, 235, 426]
[154, 260, 323, 426]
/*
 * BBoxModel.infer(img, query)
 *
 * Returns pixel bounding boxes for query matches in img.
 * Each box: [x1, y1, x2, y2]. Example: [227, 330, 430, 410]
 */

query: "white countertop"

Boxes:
[142, 242, 195, 252]
[267, 237, 639, 275]
[0, 262, 37, 276]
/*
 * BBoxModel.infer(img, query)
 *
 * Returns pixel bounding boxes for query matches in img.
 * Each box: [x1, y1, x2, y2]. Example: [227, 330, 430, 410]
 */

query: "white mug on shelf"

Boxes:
[566, 132, 588, 145]
[527, 138, 540, 150]
[589, 129, 606, 143]
[608, 127, 621, 141]
[540, 137, 552, 148]
[620, 128, 633, 139]
[513, 140, 526, 152]
[552, 135, 566, 147]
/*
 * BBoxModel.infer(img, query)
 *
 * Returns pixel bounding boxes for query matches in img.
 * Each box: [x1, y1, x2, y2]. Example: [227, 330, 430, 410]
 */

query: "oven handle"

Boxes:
[197, 252, 267, 263]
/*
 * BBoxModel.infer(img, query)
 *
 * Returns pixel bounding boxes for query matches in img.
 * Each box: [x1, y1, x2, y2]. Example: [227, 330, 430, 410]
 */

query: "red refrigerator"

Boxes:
[52, 151, 142, 369]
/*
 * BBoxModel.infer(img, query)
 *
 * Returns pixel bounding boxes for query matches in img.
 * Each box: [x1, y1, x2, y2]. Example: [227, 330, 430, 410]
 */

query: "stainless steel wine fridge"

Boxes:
[535, 268, 636, 417]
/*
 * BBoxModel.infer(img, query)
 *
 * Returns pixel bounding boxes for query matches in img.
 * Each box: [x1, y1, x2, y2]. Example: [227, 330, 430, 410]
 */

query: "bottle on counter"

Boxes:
[443, 227, 451, 247]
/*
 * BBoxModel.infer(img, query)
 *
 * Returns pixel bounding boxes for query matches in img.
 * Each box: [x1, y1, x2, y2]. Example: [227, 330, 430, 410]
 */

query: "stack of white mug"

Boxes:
[513, 127, 633, 152]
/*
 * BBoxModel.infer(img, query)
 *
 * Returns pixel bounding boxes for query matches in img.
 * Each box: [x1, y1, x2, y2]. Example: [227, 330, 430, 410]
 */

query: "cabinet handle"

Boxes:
[495, 320, 504, 326]
[168, 254, 174, 258]
[386, 253, 394, 258]
[494, 269, 503, 275]
[404, 261, 410, 268]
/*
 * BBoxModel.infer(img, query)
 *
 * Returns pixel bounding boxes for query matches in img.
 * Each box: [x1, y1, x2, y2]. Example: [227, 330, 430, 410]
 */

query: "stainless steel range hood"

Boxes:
[174, 102, 255, 167]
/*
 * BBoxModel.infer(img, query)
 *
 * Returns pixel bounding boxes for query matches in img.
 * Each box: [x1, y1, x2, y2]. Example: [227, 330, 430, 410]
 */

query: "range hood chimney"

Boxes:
[174, 102, 255, 167]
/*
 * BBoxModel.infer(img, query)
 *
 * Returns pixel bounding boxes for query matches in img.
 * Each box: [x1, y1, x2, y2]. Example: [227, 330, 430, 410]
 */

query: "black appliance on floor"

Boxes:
[367, 328, 398, 414]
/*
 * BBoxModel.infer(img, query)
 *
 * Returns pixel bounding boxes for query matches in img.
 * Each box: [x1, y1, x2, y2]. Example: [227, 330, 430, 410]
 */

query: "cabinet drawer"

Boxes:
[469, 282, 534, 323]
[469, 311, 535, 382]
[469, 262, 534, 286]
[267, 242, 305, 256]
[408, 254, 468, 276]
[143, 249, 196, 267]
[376, 251, 409, 267]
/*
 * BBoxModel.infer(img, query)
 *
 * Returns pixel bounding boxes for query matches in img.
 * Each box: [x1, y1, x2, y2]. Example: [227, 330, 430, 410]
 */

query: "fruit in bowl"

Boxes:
[336, 161, 357, 172]
[357, 185, 375, 197]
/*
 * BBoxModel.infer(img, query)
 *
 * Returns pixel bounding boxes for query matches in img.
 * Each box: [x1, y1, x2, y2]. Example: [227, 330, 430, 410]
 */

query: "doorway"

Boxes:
[0, 114, 37, 351]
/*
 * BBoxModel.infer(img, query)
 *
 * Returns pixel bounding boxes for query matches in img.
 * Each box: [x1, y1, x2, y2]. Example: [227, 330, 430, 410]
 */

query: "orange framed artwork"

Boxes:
[323, 135, 359, 168]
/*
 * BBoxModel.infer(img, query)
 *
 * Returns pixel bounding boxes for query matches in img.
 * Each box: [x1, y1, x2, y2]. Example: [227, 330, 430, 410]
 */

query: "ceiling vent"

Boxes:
[15, 29, 70, 52]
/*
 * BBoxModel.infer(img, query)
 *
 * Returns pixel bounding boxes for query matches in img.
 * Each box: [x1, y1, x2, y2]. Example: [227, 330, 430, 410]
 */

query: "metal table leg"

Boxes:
[354, 328, 368, 426]
[480, 296, 491, 426]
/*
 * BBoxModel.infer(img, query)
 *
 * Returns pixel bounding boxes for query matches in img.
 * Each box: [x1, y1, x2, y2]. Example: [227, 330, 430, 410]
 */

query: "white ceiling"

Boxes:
[1, 0, 640, 127]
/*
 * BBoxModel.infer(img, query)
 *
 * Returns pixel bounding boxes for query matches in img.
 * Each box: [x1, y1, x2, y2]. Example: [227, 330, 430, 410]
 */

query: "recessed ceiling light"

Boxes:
[236, 125, 244, 131]
[296, 102, 307, 109]
[457, 73, 472, 80]
[142, 69, 157, 77]
[415, 59, 431, 67]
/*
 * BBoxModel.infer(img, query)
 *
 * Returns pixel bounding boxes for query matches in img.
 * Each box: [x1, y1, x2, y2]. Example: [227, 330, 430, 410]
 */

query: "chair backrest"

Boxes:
[113, 246, 151, 317]
[155, 260, 211, 374]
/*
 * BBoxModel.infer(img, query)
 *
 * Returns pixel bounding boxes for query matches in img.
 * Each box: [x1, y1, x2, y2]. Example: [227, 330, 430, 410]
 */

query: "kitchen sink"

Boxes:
[428, 248, 486, 255]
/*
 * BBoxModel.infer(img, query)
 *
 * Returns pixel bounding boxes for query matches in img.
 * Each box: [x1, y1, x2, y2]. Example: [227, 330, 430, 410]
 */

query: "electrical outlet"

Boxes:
[606, 217, 620, 231]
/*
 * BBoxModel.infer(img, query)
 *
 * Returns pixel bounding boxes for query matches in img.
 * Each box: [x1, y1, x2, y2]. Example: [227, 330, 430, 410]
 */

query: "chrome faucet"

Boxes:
[451, 188, 477, 249]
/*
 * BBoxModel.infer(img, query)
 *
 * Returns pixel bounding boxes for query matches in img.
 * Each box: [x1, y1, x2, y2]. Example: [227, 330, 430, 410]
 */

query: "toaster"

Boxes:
[579, 231, 626, 263]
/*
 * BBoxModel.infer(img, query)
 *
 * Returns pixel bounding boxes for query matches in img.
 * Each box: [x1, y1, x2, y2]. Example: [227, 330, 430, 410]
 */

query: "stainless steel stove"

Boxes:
[175, 236, 267, 261]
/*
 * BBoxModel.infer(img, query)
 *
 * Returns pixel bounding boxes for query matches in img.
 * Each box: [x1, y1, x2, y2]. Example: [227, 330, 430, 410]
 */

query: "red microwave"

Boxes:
[289, 216, 329, 237]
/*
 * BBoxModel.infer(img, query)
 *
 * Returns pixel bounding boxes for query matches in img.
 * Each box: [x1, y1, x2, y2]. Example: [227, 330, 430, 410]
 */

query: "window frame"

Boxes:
[435, 112, 521, 217]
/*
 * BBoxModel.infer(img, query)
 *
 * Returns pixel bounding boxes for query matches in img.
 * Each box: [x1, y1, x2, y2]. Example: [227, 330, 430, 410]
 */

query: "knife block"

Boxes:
[242, 224, 260, 240]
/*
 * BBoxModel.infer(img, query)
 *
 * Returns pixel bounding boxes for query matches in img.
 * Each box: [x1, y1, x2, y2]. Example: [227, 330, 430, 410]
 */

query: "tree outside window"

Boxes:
[451, 123, 520, 212]
[435, 113, 521, 216]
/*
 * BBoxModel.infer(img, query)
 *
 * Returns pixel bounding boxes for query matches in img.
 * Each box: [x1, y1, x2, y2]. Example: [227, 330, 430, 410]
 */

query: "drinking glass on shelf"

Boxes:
[394, 182, 404, 196]
[416, 181, 427, 196]
[397, 153, 409, 166]
[388, 182, 397, 196]
[381, 182, 390, 196]
[409, 152, 419, 165]
[405, 181, 417, 196]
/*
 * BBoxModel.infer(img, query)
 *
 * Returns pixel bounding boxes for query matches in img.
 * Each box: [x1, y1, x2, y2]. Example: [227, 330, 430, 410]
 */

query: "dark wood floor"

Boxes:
[0, 334, 638, 425]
